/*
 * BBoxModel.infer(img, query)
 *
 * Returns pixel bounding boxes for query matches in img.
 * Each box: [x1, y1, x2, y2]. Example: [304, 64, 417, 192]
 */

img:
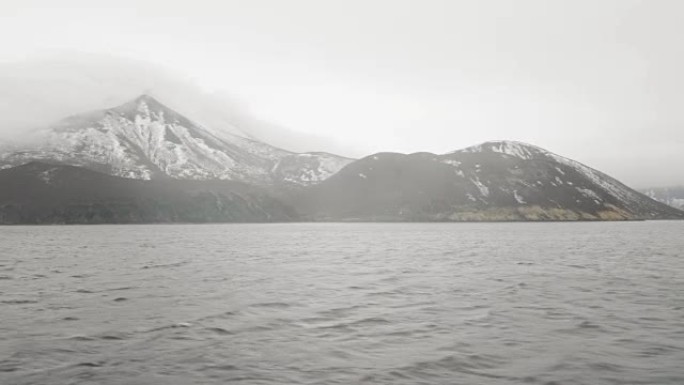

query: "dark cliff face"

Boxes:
[292, 141, 684, 221]
[0, 162, 298, 224]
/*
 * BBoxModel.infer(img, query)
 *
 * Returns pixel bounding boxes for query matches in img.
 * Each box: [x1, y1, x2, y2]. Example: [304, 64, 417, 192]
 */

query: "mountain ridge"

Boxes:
[0, 94, 353, 185]
[291, 140, 683, 221]
[0, 99, 681, 223]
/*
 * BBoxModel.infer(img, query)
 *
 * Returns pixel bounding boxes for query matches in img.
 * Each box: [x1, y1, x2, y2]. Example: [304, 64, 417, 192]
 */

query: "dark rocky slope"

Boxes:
[0, 162, 297, 224]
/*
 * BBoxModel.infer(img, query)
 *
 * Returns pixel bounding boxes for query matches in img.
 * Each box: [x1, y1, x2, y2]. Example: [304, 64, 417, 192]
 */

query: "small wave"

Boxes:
[97, 332, 132, 341]
[174, 322, 192, 328]
[2, 299, 38, 305]
[145, 322, 192, 334]
[393, 353, 514, 380]
[238, 325, 276, 333]
[366, 290, 402, 297]
[105, 286, 135, 292]
[387, 300, 438, 310]
[196, 310, 239, 322]
[205, 327, 234, 335]
[68, 335, 96, 341]
[142, 261, 189, 270]
[588, 362, 624, 372]
[318, 317, 393, 330]
[249, 302, 293, 309]
[578, 320, 601, 329]
[80, 332, 132, 341]
[68, 333, 131, 341]
[557, 320, 604, 334]
[318, 304, 365, 317]
[348, 317, 393, 326]
[638, 344, 680, 357]
[348, 285, 370, 290]
[75, 361, 106, 368]
[201, 364, 240, 371]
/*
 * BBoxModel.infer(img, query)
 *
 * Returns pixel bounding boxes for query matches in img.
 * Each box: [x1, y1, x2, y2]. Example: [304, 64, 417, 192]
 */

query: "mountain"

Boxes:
[1, 97, 680, 224]
[0, 162, 297, 224]
[0, 95, 352, 185]
[641, 186, 684, 210]
[292, 141, 684, 221]
[2, 141, 681, 223]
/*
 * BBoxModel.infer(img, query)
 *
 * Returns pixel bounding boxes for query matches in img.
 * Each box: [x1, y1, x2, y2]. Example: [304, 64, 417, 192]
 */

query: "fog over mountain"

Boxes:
[0, 93, 352, 185]
[0, 53, 350, 156]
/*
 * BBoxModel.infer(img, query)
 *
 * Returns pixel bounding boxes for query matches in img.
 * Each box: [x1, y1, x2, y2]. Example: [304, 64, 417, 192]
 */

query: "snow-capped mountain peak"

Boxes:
[112, 94, 189, 124]
[456, 140, 548, 160]
[0, 95, 353, 185]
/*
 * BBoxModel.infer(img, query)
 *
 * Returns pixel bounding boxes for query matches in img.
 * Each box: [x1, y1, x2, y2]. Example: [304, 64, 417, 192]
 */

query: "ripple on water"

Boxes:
[1, 222, 683, 385]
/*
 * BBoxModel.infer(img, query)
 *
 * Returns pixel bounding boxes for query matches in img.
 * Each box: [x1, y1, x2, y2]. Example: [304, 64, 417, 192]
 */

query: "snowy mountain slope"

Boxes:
[294, 140, 683, 221]
[0, 95, 353, 185]
[452, 140, 677, 218]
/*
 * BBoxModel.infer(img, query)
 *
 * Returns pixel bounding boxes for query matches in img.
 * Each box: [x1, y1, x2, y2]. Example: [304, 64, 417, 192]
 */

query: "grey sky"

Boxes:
[0, 0, 682, 188]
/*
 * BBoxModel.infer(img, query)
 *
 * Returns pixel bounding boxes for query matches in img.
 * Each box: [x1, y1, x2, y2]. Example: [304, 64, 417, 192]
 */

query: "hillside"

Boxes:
[292, 141, 684, 221]
[0, 162, 297, 224]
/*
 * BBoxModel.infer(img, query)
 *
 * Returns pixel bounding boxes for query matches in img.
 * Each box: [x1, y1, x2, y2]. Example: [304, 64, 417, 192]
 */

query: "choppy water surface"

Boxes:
[1, 222, 684, 385]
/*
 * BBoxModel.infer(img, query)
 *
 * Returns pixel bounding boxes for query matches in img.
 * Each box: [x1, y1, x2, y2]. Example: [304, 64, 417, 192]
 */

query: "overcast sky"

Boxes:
[0, 0, 683, 188]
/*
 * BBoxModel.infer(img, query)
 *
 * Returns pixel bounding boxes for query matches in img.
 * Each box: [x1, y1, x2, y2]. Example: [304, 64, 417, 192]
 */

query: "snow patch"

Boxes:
[577, 187, 602, 201]
[457, 140, 540, 160]
[441, 159, 461, 167]
[38, 168, 58, 184]
[470, 177, 490, 197]
[513, 190, 526, 204]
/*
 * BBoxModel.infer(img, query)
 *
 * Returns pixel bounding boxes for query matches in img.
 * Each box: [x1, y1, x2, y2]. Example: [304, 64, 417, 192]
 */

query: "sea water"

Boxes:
[1, 222, 683, 384]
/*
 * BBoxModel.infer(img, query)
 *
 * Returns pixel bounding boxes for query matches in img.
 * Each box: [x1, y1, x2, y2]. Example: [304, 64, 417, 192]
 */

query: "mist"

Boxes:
[0, 53, 350, 155]
[1, 0, 684, 188]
